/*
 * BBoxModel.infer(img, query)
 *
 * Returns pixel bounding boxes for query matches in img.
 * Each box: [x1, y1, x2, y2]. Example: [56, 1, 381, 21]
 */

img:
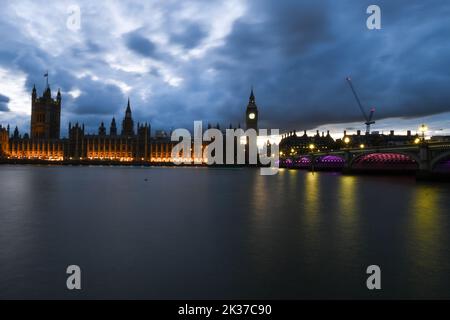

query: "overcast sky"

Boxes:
[0, 0, 449, 137]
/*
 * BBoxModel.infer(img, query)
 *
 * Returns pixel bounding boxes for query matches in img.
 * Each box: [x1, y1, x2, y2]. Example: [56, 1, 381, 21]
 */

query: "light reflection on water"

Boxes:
[407, 184, 448, 297]
[304, 173, 320, 225]
[0, 165, 449, 299]
[337, 176, 360, 266]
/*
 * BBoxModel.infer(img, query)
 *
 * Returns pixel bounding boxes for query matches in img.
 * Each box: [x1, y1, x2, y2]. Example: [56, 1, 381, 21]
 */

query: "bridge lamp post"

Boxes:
[419, 124, 428, 142]
[414, 137, 421, 144]
[344, 137, 350, 149]
[309, 144, 315, 152]
[360, 144, 365, 149]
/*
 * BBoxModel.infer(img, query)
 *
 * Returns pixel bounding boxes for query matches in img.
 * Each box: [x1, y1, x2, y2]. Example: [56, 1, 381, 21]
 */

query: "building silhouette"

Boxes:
[3, 85, 156, 161]
[0, 83, 260, 164]
[31, 84, 61, 139]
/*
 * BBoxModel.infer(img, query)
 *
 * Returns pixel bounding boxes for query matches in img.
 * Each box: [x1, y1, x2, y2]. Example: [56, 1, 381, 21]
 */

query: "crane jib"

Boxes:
[346, 77, 376, 134]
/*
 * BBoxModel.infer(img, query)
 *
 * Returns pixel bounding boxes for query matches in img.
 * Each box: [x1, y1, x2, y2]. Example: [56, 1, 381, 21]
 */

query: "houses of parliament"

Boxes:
[0, 82, 260, 163]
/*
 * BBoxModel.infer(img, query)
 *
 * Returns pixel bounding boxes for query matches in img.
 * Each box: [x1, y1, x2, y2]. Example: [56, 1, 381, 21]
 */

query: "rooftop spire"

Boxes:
[249, 86, 255, 104]
[126, 97, 131, 113]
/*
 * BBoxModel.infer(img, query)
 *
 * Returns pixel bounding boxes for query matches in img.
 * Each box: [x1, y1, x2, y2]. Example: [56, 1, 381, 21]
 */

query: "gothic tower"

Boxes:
[110, 117, 117, 136]
[30, 84, 61, 139]
[98, 122, 106, 136]
[0, 125, 9, 157]
[245, 87, 258, 131]
[122, 98, 134, 136]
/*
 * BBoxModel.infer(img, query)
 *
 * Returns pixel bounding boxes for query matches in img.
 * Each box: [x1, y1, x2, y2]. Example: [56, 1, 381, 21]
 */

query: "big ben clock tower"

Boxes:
[245, 87, 258, 131]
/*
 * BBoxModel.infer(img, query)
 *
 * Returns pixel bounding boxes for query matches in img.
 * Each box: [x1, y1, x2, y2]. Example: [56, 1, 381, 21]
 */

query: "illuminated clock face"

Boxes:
[248, 112, 256, 120]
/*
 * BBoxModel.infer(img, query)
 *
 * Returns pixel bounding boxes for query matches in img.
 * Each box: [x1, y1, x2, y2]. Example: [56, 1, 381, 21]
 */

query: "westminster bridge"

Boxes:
[280, 141, 450, 176]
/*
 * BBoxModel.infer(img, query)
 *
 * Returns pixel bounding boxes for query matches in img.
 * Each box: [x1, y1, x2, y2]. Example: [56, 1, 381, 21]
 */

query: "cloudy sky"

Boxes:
[0, 0, 449, 137]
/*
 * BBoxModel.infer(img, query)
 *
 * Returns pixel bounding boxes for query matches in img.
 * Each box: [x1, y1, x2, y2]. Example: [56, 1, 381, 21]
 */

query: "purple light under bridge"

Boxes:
[316, 155, 345, 163]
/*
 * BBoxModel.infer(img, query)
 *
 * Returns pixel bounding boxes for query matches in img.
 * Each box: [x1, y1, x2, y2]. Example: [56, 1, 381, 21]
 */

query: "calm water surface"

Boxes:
[0, 165, 449, 299]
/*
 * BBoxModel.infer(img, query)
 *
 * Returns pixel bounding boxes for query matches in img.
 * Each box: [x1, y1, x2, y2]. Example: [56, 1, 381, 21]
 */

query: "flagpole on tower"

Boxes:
[44, 70, 49, 89]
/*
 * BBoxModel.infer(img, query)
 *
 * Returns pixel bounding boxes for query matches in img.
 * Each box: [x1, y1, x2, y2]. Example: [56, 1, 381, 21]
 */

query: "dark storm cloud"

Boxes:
[202, 0, 450, 130]
[70, 91, 120, 116]
[170, 23, 207, 49]
[124, 30, 159, 58]
[208, 0, 337, 128]
[70, 81, 125, 116]
[0, 94, 10, 112]
[71, 41, 104, 57]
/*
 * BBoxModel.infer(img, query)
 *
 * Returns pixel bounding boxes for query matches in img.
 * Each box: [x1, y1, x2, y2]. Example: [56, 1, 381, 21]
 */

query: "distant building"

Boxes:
[430, 135, 450, 142]
[335, 130, 419, 148]
[280, 130, 335, 156]
[280, 129, 422, 157]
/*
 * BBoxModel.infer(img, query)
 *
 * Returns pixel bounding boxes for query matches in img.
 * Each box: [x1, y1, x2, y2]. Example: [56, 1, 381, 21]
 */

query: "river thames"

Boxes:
[0, 165, 449, 299]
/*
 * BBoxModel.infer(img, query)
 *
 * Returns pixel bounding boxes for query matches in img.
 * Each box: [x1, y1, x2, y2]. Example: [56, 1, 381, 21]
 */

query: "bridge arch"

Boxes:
[314, 155, 345, 163]
[294, 155, 312, 168]
[350, 152, 419, 171]
[313, 155, 346, 170]
[281, 156, 312, 168]
[430, 150, 450, 172]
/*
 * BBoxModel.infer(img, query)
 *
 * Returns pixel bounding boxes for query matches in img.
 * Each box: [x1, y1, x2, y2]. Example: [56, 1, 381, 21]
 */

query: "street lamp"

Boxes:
[414, 137, 421, 144]
[360, 144, 365, 149]
[419, 124, 428, 141]
[344, 136, 350, 148]
[309, 144, 315, 151]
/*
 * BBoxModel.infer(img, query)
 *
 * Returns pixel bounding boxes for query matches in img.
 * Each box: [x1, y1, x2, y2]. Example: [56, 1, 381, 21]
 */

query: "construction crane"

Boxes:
[346, 77, 375, 134]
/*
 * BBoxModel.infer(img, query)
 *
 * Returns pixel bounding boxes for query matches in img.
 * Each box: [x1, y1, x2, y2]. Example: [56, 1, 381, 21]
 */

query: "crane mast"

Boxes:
[346, 77, 376, 134]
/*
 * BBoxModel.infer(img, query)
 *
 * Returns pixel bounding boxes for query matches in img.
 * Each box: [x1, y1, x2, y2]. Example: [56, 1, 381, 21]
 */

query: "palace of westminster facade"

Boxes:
[0, 83, 260, 163]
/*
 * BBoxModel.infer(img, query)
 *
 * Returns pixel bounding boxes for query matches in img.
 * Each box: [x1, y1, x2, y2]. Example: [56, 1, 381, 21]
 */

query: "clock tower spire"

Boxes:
[245, 86, 258, 130]
[245, 86, 258, 131]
